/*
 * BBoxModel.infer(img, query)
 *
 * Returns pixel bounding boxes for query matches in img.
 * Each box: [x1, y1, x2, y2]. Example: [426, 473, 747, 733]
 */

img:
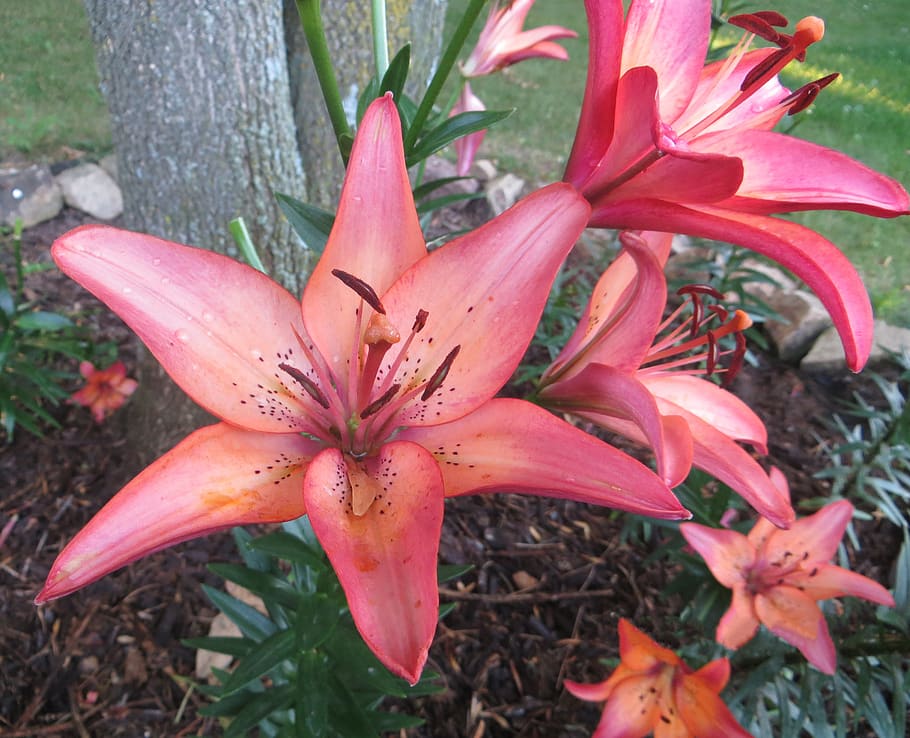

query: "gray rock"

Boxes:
[740, 259, 797, 300]
[801, 320, 910, 371]
[0, 164, 64, 228]
[99, 153, 119, 183]
[55, 162, 123, 220]
[470, 158, 498, 182]
[763, 289, 832, 363]
[485, 173, 526, 216]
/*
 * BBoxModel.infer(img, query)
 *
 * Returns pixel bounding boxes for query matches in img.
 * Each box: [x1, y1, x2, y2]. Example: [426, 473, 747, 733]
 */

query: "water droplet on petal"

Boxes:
[152, 258, 161, 266]
[121, 286, 132, 295]
[251, 349, 262, 360]
[202, 311, 214, 323]
[175, 329, 190, 343]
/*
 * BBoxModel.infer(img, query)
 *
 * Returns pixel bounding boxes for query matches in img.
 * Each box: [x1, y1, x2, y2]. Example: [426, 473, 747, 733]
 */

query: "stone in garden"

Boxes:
[486, 173, 526, 216]
[0, 164, 64, 228]
[763, 289, 832, 363]
[470, 158, 498, 182]
[99, 153, 119, 183]
[55, 162, 124, 220]
[419, 155, 479, 210]
[740, 259, 797, 300]
[801, 320, 910, 371]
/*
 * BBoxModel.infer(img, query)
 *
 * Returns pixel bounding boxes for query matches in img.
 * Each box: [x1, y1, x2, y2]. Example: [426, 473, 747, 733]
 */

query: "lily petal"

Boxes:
[564, 0, 625, 188]
[621, 0, 710, 123]
[588, 199, 874, 371]
[618, 618, 680, 669]
[37, 424, 316, 602]
[788, 564, 895, 606]
[400, 398, 688, 519]
[594, 673, 662, 738]
[763, 499, 853, 565]
[303, 442, 444, 684]
[643, 374, 768, 453]
[52, 226, 328, 434]
[680, 523, 755, 588]
[698, 129, 910, 217]
[301, 94, 427, 380]
[380, 184, 589, 426]
[688, 657, 730, 694]
[716, 585, 760, 649]
[542, 364, 694, 487]
[756, 585, 835, 673]
[564, 678, 613, 703]
[676, 661, 753, 738]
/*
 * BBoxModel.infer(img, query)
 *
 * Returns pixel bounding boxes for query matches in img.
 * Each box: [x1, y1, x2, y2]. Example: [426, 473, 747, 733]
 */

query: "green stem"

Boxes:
[371, 0, 389, 79]
[229, 217, 268, 275]
[295, 0, 351, 164]
[404, 0, 489, 151]
[13, 218, 24, 305]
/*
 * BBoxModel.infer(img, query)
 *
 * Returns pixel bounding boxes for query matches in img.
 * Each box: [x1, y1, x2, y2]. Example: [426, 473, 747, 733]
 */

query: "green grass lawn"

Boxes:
[2, 0, 907, 322]
[0, 0, 110, 159]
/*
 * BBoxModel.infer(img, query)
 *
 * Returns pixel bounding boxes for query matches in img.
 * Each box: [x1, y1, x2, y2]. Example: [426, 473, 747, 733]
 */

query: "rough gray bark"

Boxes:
[84, 0, 310, 464]
[285, 0, 448, 208]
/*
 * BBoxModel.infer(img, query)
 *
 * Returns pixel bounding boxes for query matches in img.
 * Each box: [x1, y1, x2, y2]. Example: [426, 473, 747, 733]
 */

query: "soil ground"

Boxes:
[1, 208, 903, 737]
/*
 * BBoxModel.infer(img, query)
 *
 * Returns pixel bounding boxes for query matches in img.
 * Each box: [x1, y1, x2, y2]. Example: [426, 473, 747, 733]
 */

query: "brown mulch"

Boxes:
[0, 209, 902, 737]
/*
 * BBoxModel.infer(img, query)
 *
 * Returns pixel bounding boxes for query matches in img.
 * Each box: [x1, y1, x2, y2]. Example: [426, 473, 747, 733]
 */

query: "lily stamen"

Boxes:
[331, 268, 386, 314]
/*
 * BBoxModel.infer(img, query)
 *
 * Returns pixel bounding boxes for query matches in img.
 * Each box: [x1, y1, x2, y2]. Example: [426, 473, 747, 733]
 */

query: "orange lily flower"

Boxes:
[564, 0, 909, 371]
[69, 360, 138, 423]
[540, 230, 793, 528]
[681, 469, 895, 673]
[566, 619, 753, 738]
[39, 95, 687, 684]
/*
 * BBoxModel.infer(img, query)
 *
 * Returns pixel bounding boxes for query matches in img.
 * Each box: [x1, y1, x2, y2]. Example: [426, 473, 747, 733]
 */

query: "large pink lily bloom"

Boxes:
[38, 95, 687, 684]
[681, 469, 895, 674]
[564, 0, 910, 371]
[540, 230, 794, 528]
[461, 0, 577, 78]
[565, 619, 753, 738]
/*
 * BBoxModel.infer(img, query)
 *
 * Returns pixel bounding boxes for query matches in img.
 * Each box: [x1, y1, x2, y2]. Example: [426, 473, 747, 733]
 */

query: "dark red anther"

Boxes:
[412, 309, 429, 332]
[739, 46, 790, 91]
[750, 10, 789, 27]
[785, 73, 839, 115]
[723, 333, 748, 387]
[677, 283, 725, 301]
[279, 362, 331, 408]
[421, 345, 461, 401]
[331, 269, 385, 314]
[360, 383, 401, 419]
[728, 13, 784, 44]
[708, 304, 729, 322]
[705, 330, 718, 375]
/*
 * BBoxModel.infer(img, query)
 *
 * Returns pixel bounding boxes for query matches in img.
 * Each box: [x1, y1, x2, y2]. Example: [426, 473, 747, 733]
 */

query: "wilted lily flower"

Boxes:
[39, 95, 687, 684]
[69, 360, 138, 423]
[566, 618, 753, 738]
[564, 0, 910, 371]
[462, 0, 576, 78]
[681, 469, 895, 673]
[540, 230, 794, 528]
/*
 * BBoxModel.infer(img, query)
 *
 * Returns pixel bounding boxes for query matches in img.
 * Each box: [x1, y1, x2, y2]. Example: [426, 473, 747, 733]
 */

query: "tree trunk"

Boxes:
[84, 0, 310, 466]
[284, 0, 448, 209]
[83, 0, 446, 464]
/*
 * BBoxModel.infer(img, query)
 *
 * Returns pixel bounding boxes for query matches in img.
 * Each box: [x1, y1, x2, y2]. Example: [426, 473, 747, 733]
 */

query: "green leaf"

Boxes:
[380, 45, 410, 101]
[181, 635, 254, 658]
[296, 592, 342, 651]
[438, 563, 473, 584]
[223, 683, 295, 738]
[220, 628, 296, 696]
[249, 530, 327, 570]
[274, 193, 334, 254]
[298, 650, 331, 738]
[208, 563, 300, 610]
[356, 78, 381, 126]
[417, 191, 481, 215]
[0, 272, 14, 317]
[202, 584, 278, 642]
[371, 711, 425, 731]
[14, 311, 73, 331]
[406, 109, 513, 166]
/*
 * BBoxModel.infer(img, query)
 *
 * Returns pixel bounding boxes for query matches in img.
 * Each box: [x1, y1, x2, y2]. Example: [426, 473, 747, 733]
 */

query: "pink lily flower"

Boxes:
[69, 360, 138, 423]
[540, 230, 794, 528]
[461, 0, 577, 78]
[452, 82, 487, 176]
[565, 618, 753, 738]
[564, 0, 910, 371]
[681, 469, 895, 673]
[38, 95, 688, 684]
